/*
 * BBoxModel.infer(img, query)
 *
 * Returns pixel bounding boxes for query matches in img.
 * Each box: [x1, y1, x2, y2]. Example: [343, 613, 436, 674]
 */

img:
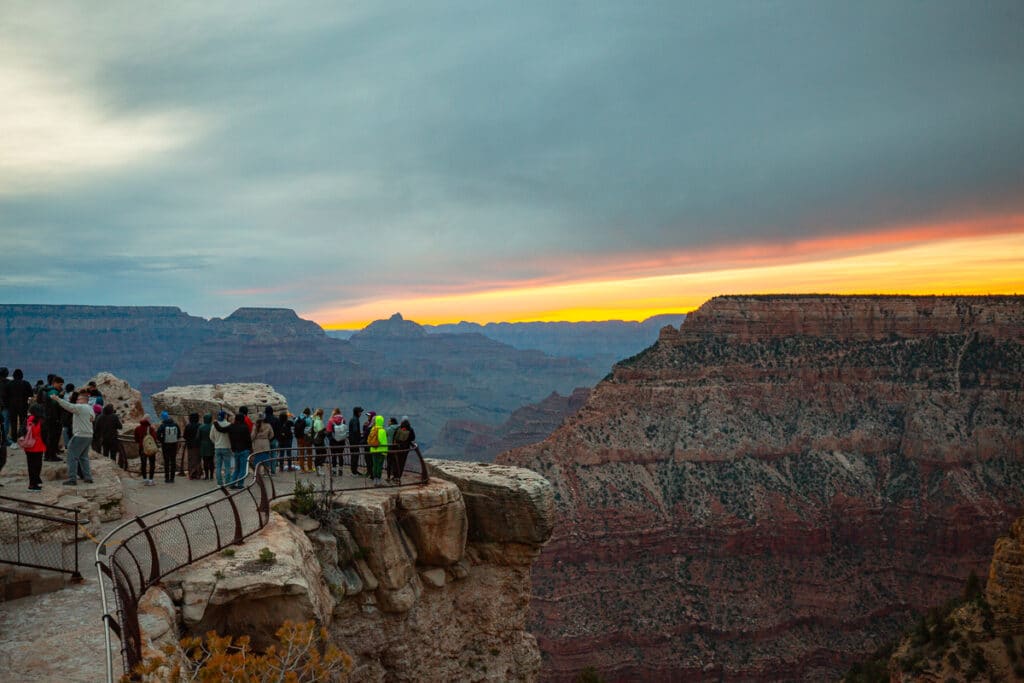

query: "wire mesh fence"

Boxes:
[0, 494, 81, 579]
[96, 444, 428, 681]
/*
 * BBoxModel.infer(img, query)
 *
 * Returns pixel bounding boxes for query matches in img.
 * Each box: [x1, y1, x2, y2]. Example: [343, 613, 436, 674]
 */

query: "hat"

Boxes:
[93, 404, 103, 415]
[160, 411, 169, 420]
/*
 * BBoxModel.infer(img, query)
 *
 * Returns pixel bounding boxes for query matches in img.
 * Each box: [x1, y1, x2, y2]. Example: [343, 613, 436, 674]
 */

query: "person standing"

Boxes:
[7, 369, 32, 440]
[43, 376, 65, 461]
[94, 404, 123, 464]
[310, 408, 326, 474]
[51, 391, 95, 485]
[278, 412, 295, 471]
[214, 413, 252, 489]
[367, 414, 388, 486]
[251, 414, 274, 475]
[294, 407, 312, 473]
[0, 367, 10, 445]
[327, 408, 346, 475]
[198, 414, 215, 480]
[21, 411, 46, 491]
[156, 411, 180, 483]
[134, 417, 158, 485]
[384, 417, 399, 482]
[393, 417, 416, 482]
[211, 410, 233, 485]
[263, 406, 280, 474]
[184, 413, 202, 479]
[348, 406, 364, 475]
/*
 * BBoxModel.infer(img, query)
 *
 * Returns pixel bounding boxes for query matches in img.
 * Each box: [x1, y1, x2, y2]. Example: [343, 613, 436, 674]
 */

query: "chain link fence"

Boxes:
[0, 494, 81, 581]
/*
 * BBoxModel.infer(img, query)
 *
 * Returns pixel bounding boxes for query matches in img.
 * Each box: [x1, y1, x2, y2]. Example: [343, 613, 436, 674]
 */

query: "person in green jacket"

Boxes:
[198, 413, 215, 480]
[368, 414, 388, 486]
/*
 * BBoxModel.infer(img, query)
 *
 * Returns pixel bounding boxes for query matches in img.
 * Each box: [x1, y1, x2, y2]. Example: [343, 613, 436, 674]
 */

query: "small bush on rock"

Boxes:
[133, 619, 351, 682]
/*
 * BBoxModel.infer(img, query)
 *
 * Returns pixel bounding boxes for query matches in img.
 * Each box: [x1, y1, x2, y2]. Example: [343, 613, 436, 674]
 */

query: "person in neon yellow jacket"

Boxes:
[367, 413, 388, 486]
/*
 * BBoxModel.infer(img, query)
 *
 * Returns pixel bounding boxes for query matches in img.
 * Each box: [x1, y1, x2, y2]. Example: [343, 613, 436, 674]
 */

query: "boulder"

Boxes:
[88, 372, 145, 432]
[396, 479, 467, 566]
[162, 512, 333, 650]
[426, 460, 555, 546]
[151, 383, 288, 420]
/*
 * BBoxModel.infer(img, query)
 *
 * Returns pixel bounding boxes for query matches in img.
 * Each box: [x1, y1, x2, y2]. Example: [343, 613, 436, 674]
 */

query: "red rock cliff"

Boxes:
[499, 295, 1024, 681]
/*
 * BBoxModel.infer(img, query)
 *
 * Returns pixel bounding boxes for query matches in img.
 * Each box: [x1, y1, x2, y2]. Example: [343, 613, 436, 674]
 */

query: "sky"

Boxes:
[1, 1, 1022, 328]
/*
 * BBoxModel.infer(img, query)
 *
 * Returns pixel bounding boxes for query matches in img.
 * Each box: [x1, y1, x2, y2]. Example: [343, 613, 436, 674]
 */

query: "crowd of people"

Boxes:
[0, 367, 418, 493]
[0, 368, 112, 492]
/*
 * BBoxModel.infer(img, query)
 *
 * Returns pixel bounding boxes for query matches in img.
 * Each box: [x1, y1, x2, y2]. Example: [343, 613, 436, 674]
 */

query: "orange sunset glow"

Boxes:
[311, 227, 1024, 329]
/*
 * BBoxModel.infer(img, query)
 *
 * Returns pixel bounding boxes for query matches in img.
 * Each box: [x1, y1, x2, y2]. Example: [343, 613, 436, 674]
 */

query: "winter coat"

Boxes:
[251, 421, 273, 453]
[22, 416, 47, 454]
[198, 415, 214, 458]
[215, 421, 253, 453]
[134, 420, 157, 448]
[368, 414, 388, 455]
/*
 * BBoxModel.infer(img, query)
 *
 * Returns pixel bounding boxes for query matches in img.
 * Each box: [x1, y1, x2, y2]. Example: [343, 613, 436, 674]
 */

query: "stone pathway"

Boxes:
[0, 449, 387, 682]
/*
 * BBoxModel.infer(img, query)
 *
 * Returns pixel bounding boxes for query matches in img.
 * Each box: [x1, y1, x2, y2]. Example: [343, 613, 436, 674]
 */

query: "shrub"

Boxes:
[292, 480, 317, 516]
[133, 619, 351, 682]
[258, 547, 276, 565]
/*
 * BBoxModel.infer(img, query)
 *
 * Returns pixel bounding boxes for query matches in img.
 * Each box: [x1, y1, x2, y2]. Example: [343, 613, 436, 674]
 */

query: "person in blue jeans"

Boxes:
[211, 411, 233, 485]
[213, 413, 253, 489]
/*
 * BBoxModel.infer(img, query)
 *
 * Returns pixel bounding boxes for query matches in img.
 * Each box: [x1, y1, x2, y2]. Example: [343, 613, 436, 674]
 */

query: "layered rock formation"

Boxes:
[500, 295, 1024, 681]
[145, 461, 555, 681]
[151, 383, 288, 419]
[87, 372, 145, 432]
[430, 388, 591, 461]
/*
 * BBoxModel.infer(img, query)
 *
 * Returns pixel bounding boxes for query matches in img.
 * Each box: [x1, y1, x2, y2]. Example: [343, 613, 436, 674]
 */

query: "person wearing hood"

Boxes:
[184, 412, 202, 480]
[155, 411, 181, 484]
[94, 404, 123, 466]
[214, 413, 253, 489]
[211, 410, 233, 485]
[198, 414, 215, 480]
[348, 406, 365, 476]
[367, 414, 388, 486]
[134, 417, 158, 486]
[393, 417, 416, 482]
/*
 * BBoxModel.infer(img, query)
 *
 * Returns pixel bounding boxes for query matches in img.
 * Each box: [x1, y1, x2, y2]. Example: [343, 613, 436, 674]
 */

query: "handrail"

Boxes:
[96, 443, 429, 681]
[0, 494, 82, 581]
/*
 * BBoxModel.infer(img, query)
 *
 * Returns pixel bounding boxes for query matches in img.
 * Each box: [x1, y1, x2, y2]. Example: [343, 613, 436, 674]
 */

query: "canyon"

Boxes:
[500, 295, 1024, 681]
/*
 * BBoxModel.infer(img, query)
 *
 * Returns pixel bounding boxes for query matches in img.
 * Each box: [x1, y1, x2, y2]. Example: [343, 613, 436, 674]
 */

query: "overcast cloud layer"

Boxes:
[1, 1, 1022, 320]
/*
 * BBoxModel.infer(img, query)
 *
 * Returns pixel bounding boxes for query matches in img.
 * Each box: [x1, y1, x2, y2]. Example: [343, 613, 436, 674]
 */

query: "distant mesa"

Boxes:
[350, 312, 427, 340]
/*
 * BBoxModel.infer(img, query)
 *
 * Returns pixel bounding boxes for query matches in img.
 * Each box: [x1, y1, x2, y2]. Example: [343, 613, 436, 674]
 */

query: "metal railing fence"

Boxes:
[96, 443, 428, 681]
[0, 494, 82, 581]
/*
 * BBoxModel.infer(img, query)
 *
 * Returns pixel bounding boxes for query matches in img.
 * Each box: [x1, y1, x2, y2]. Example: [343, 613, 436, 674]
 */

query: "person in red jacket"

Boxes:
[21, 412, 47, 491]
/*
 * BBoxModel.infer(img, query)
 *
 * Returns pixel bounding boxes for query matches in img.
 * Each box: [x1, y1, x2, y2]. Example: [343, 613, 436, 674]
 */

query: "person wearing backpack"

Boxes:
[367, 414, 388, 487]
[348, 406, 365, 476]
[392, 417, 416, 482]
[134, 417, 158, 485]
[327, 408, 347, 476]
[156, 411, 181, 484]
[294, 407, 312, 473]
[310, 408, 327, 474]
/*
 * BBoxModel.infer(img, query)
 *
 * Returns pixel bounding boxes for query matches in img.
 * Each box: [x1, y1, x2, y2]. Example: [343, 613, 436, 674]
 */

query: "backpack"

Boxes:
[367, 426, 380, 447]
[294, 416, 306, 439]
[163, 423, 179, 443]
[395, 426, 411, 446]
[312, 428, 326, 447]
[142, 432, 159, 456]
[332, 422, 347, 441]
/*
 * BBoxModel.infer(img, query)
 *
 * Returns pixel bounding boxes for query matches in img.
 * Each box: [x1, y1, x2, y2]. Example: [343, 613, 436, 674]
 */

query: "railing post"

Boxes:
[71, 508, 83, 582]
[221, 486, 244, 544]
[134, 516, 160, 584]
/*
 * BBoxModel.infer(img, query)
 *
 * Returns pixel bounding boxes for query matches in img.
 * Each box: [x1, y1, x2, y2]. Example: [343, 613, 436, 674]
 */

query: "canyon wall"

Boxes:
[499, 295, 1024, 681]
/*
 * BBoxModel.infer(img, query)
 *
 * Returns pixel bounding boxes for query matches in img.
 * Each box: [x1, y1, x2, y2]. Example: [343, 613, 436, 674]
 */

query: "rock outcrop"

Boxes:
[143, 462, 555, 681]
[499, 294, 1024, 681]
[88, 372, 145, 432]
[989, 518, 1024, 637]
[151, 383, 288, 418]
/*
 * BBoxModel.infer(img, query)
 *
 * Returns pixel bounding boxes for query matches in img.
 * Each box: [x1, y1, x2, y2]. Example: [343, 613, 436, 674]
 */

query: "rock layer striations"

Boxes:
[499, 295, 1024, 681]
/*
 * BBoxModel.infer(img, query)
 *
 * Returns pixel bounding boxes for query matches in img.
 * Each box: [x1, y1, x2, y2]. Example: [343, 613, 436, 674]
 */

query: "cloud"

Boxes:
[0, 2, 1022, 320]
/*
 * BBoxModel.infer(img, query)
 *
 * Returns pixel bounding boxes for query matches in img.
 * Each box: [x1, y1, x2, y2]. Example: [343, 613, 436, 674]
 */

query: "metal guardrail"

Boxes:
[96, 443, 429, 681]
[0, 494, 82, 582]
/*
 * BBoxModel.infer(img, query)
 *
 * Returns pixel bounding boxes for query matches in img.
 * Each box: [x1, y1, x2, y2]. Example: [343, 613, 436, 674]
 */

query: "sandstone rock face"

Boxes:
[88, 372, 145, 431]
[143, 464, 555, 682]
[989, 517, 1024, 636]
[151, 383, 288, 419]
[160, 513, 334, 650]
[499, 295, 1024, 681]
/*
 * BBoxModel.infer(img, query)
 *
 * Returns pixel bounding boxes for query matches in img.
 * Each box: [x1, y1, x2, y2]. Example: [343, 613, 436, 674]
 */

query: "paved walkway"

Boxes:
[0, 452, 388, 682]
